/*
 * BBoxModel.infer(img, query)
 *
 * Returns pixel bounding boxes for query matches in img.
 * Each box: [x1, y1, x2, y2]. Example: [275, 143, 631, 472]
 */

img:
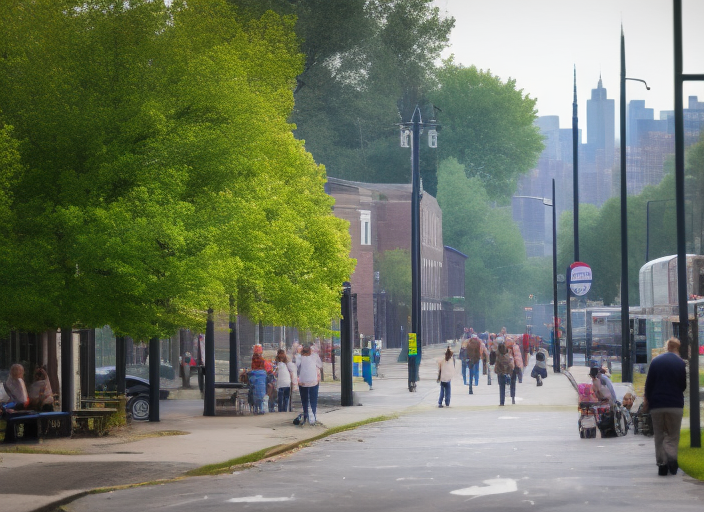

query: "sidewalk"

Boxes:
[2, 345, 581, 512]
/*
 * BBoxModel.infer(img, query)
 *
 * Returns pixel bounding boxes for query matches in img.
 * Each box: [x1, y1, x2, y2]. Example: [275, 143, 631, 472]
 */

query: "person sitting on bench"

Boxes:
[29, 366, 54, 412]
[4, 363, 30, 410]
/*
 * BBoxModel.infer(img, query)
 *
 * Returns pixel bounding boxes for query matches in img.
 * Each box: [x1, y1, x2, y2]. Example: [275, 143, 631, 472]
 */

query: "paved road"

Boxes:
[65, 407, 704, 512]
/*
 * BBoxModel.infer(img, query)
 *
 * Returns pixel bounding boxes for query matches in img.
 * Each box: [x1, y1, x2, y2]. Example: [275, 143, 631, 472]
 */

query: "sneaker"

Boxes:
[658, 465, 669, 476]
[438, 404, 444, 408]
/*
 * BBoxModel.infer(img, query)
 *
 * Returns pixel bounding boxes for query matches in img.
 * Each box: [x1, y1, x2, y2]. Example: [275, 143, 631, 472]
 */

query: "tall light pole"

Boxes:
[674, 0, 702, 448]
[513, 177, 559, 372]
[400, 105, 439, 392]
[567, 67, 579, 369]
[620, 26, 650, 384]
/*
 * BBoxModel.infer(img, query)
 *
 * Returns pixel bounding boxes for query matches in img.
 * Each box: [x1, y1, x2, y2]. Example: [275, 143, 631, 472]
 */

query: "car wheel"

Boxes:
[129, 396, 149, 421]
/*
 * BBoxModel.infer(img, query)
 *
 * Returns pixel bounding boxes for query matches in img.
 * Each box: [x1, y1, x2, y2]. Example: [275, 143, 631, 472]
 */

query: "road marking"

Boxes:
[450, 478, 518, 496]
[226, 495, 294, 503]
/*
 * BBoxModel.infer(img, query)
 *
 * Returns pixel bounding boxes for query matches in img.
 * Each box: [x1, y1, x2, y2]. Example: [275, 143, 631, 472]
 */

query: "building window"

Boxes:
[360, 210, 371, 245]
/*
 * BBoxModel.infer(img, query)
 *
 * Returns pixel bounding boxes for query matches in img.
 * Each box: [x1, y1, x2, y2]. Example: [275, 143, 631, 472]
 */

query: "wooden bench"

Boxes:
[80, 397, 122, 409]
[73, 408, 118, 435]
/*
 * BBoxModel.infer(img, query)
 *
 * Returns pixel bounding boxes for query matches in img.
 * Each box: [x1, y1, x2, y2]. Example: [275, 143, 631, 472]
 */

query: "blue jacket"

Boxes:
[644, 352, 687, 410]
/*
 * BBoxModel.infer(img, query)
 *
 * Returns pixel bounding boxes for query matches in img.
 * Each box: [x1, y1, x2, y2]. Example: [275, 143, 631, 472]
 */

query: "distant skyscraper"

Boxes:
[586, 76, 615, 170]
[627, 100, 654, 147]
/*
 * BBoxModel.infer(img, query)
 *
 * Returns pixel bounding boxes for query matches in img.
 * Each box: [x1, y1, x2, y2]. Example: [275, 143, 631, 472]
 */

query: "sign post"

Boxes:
[566, 262, 592, 368]
[408, 333, 417, 391]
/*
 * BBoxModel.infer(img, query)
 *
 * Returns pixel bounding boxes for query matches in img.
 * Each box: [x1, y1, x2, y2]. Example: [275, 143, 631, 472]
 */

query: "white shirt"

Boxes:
[439, 359, 455, 382]
[276, 361, 296, 389]
[296, 354, 322, 387]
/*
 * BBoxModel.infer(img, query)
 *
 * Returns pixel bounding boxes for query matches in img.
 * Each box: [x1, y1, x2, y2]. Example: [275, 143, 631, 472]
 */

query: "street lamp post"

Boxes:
[514, 178, 559, 372]
[620, 26, 650, 384]
[674, 0, 702, 448]
[400, 105, 439, 392]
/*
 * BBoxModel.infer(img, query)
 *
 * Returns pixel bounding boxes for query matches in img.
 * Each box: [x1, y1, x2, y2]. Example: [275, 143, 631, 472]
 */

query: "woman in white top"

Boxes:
[437, 347, 455, 408]
[296, 344, 323, 425]
[275, 349, 296, 413]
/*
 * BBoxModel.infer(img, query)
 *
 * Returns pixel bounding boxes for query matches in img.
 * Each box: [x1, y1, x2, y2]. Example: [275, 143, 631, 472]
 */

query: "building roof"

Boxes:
[444, 246, 468, 259]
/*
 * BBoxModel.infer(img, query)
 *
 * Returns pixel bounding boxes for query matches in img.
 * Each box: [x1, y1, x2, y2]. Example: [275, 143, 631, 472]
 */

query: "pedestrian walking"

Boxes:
[531, 347, 548, 386]
[275, 349, 296, 413]
[487, 333, 498, 385]
[479, 332, 489, 376]
[506, 336, 524, 400]
[437, 347, 455, 408]
[522, 331, 531, 367]
[494, 341, 514, 406]
[644, 337, 687, 476]
[459, 338, 469, 385]
[296, 344, 323, 425]
[467, 334, 482, 394]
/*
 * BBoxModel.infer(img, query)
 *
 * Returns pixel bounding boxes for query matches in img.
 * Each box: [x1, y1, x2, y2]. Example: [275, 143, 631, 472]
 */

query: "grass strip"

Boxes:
[87, 477, 187, 495]
[678, 429, 704, 480]
[185, 414, 397, 477]
[0, 446, 80, 455]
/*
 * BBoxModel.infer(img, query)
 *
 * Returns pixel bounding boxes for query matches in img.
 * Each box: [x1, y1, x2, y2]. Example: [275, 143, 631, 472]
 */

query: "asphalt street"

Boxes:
[65, 407, 704, 512]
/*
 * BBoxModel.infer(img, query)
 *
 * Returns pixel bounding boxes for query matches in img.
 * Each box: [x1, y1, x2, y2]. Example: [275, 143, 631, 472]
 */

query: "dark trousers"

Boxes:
[277, 387, 291, 413]
[498, 374, 509, 405]
[438, 381, 451, 406]
[510, 368, 520, 397]
[299, 384, 319, 422]
[469, 361, 479, 390]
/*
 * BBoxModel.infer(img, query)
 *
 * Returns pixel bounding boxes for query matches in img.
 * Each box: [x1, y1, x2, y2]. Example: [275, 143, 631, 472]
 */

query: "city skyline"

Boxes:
[434, 0, 704, 140]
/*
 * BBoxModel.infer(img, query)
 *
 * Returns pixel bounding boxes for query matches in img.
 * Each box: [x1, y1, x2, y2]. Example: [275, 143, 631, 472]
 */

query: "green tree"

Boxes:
[0, 0, 353, 339]
[436, 158, 529, 331]
[430, 61, 544, 200]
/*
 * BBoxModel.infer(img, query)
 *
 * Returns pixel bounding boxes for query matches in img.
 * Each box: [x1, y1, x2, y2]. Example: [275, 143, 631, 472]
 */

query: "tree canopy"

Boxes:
[0, 0, 354, 338]
[430, 61, 544, 200]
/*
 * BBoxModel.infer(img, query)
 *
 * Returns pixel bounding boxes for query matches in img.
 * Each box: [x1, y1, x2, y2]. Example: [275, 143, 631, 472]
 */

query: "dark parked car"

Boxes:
[95, 367, 169, 421]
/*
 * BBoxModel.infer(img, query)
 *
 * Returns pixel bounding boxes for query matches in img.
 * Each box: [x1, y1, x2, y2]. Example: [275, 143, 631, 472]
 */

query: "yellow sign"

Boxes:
[408, 333, 417, 356]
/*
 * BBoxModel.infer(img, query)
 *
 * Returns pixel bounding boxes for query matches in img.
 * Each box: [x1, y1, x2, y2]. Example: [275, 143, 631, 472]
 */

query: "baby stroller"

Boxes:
[631, 403, 653, 436]
[247, 370, 268, 414]
[577, 383, 599, 438]
[577, 383, 629, 438]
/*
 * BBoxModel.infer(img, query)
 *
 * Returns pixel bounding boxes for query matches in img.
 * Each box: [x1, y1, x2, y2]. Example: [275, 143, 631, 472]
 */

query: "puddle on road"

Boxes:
[450, 478, 518, 496]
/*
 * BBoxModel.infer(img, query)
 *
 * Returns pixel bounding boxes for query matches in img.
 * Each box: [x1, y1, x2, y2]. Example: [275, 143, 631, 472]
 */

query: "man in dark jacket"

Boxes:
[644, 337, 687, 476]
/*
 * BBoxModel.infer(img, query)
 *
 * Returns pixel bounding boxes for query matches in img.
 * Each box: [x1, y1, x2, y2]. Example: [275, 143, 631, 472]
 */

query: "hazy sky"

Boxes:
[434, 0, 704, 140]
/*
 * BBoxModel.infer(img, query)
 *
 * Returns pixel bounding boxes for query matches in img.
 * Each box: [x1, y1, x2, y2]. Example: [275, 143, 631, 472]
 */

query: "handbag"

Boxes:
[437, 366, 442, 383]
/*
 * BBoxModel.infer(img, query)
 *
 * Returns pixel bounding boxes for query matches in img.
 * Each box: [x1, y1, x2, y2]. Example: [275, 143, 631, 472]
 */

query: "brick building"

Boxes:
[326, 177, 465, 349]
